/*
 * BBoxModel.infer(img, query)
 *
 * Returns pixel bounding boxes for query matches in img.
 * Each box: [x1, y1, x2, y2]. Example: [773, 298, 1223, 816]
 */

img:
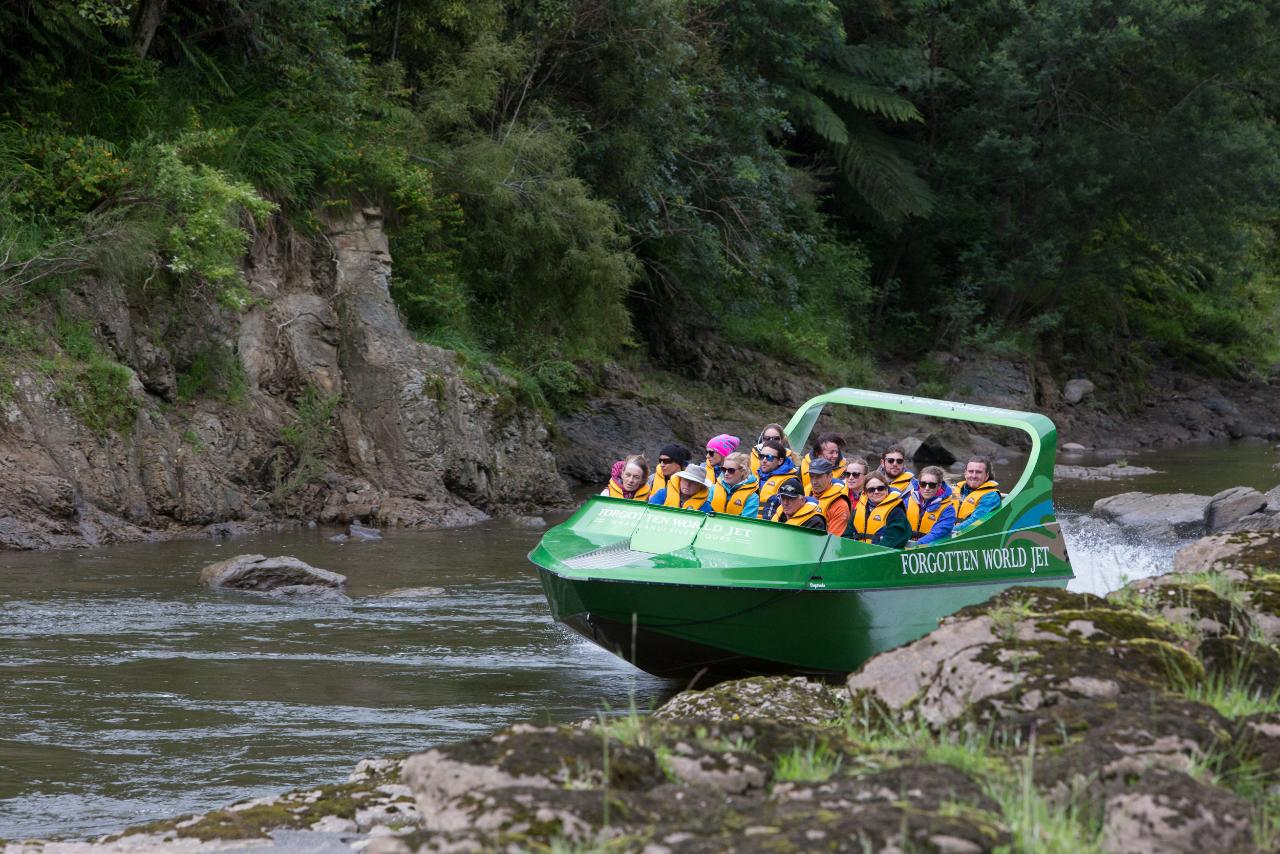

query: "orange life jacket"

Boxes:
[905, 492, 948, 537]
[664, 483, 709, 510]
[811, 482, 850, 533]
[889, 470, 916, 494]
[710, 479, 754, 515]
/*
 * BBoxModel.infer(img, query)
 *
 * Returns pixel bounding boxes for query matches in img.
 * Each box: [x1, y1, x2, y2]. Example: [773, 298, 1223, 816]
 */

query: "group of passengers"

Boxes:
[602, 428, 1003, 550]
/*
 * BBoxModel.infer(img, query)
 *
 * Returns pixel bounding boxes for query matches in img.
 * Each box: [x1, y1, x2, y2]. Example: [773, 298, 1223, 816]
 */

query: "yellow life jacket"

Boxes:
[850, 492, 905, 543]
[800, 454, 848, 494]
[905, 492, 947, 537]
[710, 480, 753, 515]
[606, 479, 652, 502]
[664, 483, 709, 510]
[889, 470, 916, 494]
[756, 470, 794, 515]
[771, 500, 824, 527]
[812, 482, 850, 518]
[955, 480, 1000, 521]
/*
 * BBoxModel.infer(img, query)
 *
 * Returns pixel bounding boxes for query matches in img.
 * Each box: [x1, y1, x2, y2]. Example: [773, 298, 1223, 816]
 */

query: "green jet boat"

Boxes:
[529, 388, 1072, 681]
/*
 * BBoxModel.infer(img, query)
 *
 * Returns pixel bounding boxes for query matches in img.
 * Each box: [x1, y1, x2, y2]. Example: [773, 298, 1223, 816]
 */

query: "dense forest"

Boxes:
[3, 0, 1279, 412]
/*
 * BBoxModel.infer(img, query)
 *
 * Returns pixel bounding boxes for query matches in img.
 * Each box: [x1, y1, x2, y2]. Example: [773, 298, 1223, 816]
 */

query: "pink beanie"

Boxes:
[706, 434, 740, 457]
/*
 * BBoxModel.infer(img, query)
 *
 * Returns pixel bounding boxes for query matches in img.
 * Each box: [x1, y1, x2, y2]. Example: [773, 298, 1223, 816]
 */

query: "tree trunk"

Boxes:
[131, 0, 168, 59]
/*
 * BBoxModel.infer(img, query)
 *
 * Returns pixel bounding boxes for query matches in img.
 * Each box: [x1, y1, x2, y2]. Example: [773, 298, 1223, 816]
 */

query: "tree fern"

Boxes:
[835, 117, 934, 223]
[784, 87, 849, 146]
[815, 70, 922, 122]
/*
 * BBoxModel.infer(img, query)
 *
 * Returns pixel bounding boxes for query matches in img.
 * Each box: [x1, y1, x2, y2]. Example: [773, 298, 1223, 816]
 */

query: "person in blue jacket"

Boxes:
[953, 457, 1002, 535]
[905, 465, 956, 546]
[648, 463, 713, 512]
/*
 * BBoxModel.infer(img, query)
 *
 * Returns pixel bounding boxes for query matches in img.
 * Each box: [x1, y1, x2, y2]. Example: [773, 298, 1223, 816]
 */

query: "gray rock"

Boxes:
[655, 676, 844, 727]
[1204, 487, 1267, 533]
[1055, 464, 1160, 481]
[199, 553, 347, 593]
[914, 434, 958, 467]
[1062, 378, 1095, 405]
[1060, 442, 1088, 453]
[348, 522, 383, 541]
[951, 356, 1035, 409]
[509, 515, 547, 529]
[899, 437, 924, 461]
[1267, 483, 1280, 512]
[1091, 492, 1211, 540]
[1173, 531, 1280, 574]
[380, 586, 446, 598]
[267, 584, 353, 604]
[1203, 397, 1239, 416]
[327, 533, 349, 543]
[1226, 512, 1280, 533]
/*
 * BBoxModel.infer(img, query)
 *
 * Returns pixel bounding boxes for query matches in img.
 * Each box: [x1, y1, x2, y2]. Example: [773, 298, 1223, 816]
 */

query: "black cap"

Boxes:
[777, 477, 805, 499]
[659, 444, 692, 465]
[809, 458, 835, 475]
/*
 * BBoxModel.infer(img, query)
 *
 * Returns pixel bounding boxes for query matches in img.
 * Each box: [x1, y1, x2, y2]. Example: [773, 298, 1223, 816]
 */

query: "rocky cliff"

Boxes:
[0, 208, 567, 550]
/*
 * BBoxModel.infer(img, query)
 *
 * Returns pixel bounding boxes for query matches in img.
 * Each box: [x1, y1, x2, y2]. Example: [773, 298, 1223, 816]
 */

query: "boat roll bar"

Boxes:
[784, 388, 1059, 501]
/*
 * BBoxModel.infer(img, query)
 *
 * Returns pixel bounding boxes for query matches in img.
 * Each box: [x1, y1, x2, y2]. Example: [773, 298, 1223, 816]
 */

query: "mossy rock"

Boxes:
[654, 675, 845, 727]
[1198, 636, 1280, 694]
[1033, 607, 1180, 644]
[124, 782, 375, 842]
[435, 724, 663, 792]
[650, 717, 862, 765]
[1137, 584, 1250, 637]
[954, 585, 1101, 621]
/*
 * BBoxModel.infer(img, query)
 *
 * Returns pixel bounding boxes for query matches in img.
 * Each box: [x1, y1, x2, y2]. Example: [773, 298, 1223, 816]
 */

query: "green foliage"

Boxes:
[50, 317, 139, 435]
[175, 344, 247, 403]
[278, 385, 340, 494]
[772, 741, 844, 782]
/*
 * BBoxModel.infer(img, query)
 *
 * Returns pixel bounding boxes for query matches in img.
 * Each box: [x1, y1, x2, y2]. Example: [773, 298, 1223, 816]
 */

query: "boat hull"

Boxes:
[537, 566, 1068, 681]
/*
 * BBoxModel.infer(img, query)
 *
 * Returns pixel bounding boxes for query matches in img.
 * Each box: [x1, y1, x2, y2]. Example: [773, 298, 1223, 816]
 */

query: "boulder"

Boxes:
[348, 522, 382, 541]
[1266, 483, 1280, 512]
[1227, 512, 1280, 533]
[951, 356, 1035, 409]
[199, 554, 347, 594]
[1204, 486, 1267, 533]
[1173, 531, 1280, 575]
[1055, 463, 1159, 481]
[1091, 492, 1211, 540]
[1060, 442, 1088, 454]
[1062, 378, 1095, 405]
[913, 434, 958, 467]
[654, 676, 845, 727]
[899, 436, 923, 461]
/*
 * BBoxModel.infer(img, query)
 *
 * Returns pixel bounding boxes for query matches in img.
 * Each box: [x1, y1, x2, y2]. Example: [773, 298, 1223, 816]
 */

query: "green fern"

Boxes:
[785, 88, 849, 146]
[835, 117, 935, 223]
[815, 71, 922, 123]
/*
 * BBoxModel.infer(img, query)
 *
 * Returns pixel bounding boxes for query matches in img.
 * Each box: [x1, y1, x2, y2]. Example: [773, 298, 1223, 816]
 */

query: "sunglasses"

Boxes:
[763, 435, 781, 442]
[846, 469, 866, 477]
[866, 485, 888, 493]
[658, 457, 674, 465]
[920, 481, 940, 488]
[884, 457, 905, 464]
[723, 466, 740, 475]
[705, 449, 719, 458]
[759, 454, 779, 462]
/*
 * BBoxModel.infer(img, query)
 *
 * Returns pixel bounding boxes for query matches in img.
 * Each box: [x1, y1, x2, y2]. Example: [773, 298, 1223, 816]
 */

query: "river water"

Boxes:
[1, 441, 1277, 840]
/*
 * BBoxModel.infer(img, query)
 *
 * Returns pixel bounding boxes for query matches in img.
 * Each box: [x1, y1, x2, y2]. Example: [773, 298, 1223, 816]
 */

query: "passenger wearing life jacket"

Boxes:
[904, 465, 956, 546]
[649, 463, 713, 511]
[880, 445, 916, 495]
[750, 423, 799, 476]
[806, 457, 850, 537]
[848, 473, 910, 548]
[708, 451, 760, 517]
[800, 431, 848, 494]
[600, 454, 652, 502]
[755, 438, 799, 520]
[770, 477, 827, 531]
[953, 456, 1002, 535]
[650, 444, 691, 496]
[704, 434, 740, 481]
[842, 458, 869, 504]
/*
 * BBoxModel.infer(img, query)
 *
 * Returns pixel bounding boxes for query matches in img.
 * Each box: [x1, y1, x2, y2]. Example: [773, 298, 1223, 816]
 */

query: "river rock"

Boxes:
[654, 676, 845, 727]
[1091, 491, 1211, 540]
[1055, 463, 1159, 481]
[1267, 483, 1280, 512]
[1062, 378, 1095, 405]
[379, 586, 446, 598]
[1204, 486, 1268, 533]
[1173, 530, 1280, 575]
[199, 553, 347, 594]
[1060, 441, 1088, 453]
[348, 522, 382, 541]
[1228, 512, 1280, 533]
[508, 515, 547, 528]
[913, 433, 958, 467]
[898, 436, 924, 461]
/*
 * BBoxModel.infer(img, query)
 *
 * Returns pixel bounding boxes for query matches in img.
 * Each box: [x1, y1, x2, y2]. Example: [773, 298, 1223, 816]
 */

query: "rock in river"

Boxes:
[199, 553, 349, 602]
[1092, 491, 1211, 540]
[1205, 486, 1268, 533]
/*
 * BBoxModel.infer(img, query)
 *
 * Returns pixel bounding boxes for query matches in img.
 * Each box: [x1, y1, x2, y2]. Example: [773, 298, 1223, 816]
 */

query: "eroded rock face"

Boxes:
[0, 209, 569, 550]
